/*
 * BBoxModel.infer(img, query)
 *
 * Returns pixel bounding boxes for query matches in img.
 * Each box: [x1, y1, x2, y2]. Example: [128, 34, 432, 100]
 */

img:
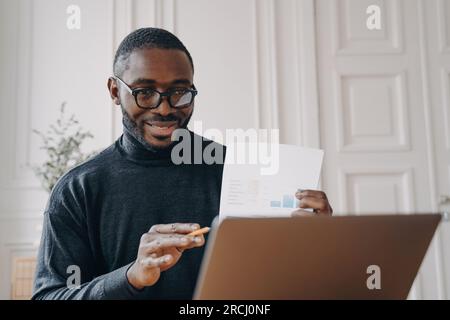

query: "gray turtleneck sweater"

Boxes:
[32, 130, 225, 299]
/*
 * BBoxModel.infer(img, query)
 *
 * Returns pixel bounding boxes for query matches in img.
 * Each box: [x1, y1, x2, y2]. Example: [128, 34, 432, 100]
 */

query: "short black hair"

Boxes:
[113, 27, 194, 77]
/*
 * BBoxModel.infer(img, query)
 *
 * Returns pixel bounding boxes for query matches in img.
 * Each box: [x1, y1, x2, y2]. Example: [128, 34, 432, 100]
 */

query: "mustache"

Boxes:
[143, 114, 180, 123]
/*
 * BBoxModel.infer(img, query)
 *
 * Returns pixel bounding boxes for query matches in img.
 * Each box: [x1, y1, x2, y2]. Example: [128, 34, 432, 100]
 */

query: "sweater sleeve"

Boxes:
[31, 174, 144, 300]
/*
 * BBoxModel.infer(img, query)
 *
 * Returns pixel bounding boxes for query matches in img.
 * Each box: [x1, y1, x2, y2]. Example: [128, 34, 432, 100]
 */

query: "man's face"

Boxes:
[108, 48, 194, 149]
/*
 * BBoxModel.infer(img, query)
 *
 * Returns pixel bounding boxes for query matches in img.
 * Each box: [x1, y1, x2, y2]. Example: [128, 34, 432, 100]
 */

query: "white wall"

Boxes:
[0, 0, 448, 299]
[0, 0, 116, 298]
[316, 0, 450, 299]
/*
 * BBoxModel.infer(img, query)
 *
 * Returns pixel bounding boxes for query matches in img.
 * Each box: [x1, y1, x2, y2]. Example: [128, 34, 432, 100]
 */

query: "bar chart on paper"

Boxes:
[270, 195, 300, 209]
[219, 144, 324, 220]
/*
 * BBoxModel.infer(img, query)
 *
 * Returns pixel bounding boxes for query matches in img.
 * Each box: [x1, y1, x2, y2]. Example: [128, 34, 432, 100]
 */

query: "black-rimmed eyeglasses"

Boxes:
[114, 76, 198, 110]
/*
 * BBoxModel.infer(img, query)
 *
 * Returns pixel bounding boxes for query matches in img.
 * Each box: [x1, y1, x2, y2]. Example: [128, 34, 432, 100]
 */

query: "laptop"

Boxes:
[194, 214, 442, 300]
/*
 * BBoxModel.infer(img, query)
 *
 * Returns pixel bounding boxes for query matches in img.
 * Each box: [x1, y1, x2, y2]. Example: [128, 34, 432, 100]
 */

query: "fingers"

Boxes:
[141, 234, 190, 253]
[141, 235, 188, 253]
[140, 233, 205, 255]
[175, 234, 206, 253]
[295, 190, 333, 215]
[140, 223, 206, 262]
[131, 222, 205, 289]
[185, 234, 205, 249]
[298, 196, 328, 211]
[140, 254, 173, 269]
[149, 223, 200, 234]
[296, 190, 327, 200]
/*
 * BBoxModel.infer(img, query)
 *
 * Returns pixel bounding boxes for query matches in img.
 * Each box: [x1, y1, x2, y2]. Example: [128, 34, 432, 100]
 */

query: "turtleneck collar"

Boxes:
[117, 127, 179, 166]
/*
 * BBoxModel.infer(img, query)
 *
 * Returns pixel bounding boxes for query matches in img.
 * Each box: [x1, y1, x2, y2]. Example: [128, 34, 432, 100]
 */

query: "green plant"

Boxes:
[32, 102, 95, 193]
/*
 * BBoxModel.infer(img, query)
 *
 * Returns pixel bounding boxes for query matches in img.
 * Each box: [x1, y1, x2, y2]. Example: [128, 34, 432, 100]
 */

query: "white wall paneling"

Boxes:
[438, 0, 450, 54]
[421, 0, 450, 299]
[338, 167, 415, 214]
[337, 72, 410, 152]
[0, 0, 121, 298]
[334, 0, 404, 55]
[317, 0, 450, 299]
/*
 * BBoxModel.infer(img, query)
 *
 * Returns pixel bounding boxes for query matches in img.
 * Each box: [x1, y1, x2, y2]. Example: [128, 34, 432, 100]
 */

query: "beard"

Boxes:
[121, 105, 193, 151]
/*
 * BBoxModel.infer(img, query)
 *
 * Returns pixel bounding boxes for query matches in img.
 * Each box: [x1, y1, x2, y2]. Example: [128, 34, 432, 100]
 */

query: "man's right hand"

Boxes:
[127, 223, 205, 290]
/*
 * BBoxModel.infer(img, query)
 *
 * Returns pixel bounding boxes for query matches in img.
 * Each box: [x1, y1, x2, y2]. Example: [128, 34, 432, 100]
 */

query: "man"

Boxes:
[32, 28, 333, 299]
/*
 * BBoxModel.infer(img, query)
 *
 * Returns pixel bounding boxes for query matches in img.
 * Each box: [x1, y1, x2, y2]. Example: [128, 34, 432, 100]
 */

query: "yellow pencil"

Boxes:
[187, 227, 210, 237]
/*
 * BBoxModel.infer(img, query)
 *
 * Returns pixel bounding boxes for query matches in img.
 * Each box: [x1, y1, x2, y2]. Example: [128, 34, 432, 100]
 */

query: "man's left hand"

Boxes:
[292, 190, 333, 216]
